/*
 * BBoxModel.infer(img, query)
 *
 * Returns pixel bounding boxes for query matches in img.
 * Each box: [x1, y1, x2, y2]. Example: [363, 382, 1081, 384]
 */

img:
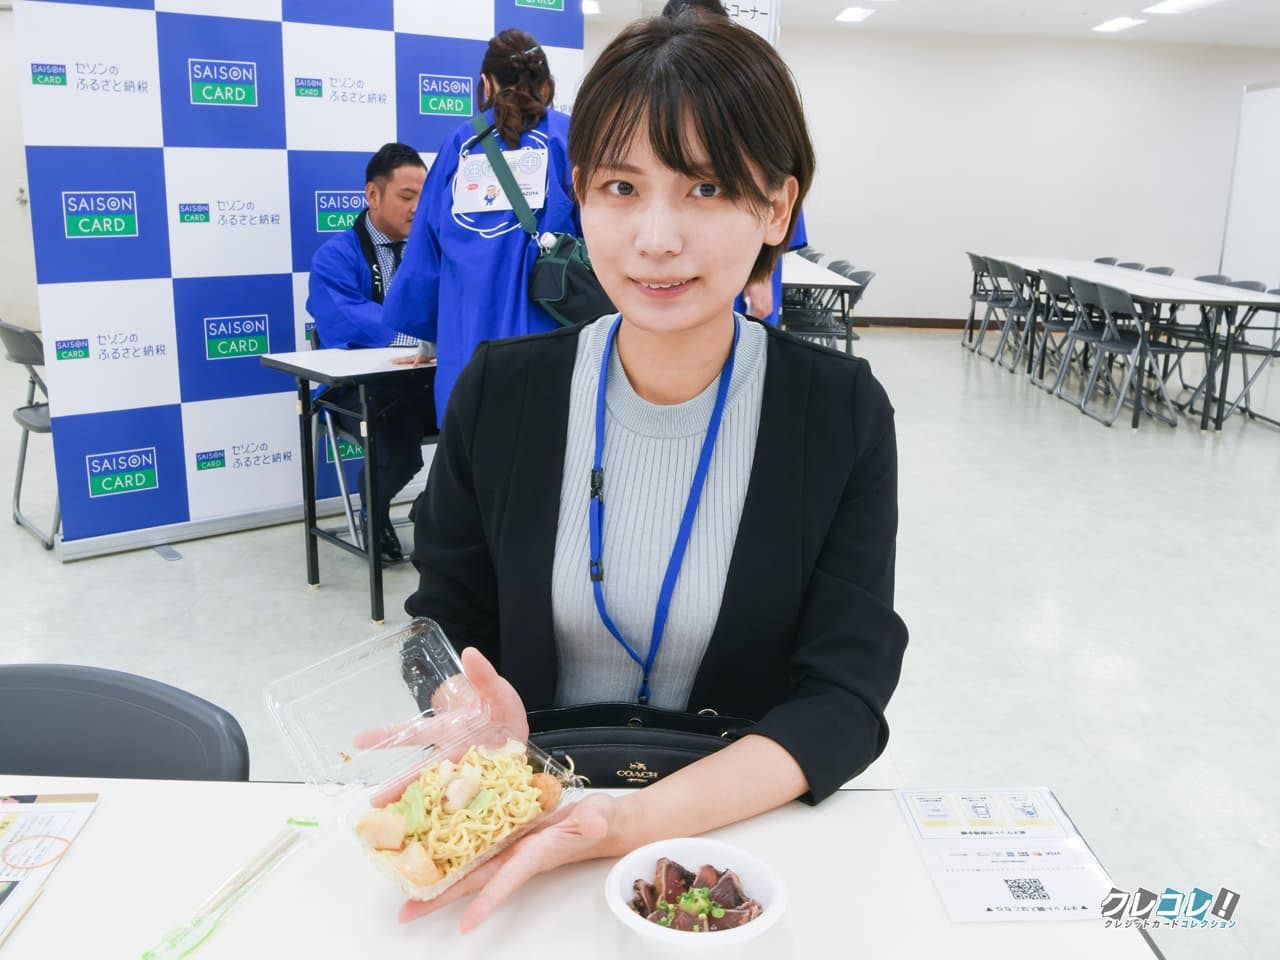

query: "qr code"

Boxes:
[1005, 878, 1050, 901]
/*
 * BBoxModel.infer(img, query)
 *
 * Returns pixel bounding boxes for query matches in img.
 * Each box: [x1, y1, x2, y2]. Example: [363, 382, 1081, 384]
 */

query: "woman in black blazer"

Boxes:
[401, 15, 907, 931]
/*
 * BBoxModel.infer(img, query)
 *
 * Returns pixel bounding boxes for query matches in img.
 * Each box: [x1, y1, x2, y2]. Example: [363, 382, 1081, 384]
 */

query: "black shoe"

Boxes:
[378, 521, 404, 563]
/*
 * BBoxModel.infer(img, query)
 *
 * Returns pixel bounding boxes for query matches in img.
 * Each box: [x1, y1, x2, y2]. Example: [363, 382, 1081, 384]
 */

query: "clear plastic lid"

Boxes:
[265, 618, 491, 797]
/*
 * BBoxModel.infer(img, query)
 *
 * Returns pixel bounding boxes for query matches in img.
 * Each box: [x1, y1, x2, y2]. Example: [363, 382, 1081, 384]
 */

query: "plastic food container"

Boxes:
[265, 618, 580, 901]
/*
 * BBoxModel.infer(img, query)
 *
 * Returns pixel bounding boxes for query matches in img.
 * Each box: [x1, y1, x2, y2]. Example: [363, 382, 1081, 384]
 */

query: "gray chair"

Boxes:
[1080, 283, 1179, 427]
[308, 326, 363, 551]
[1116, 261, 1146, 271]
[0, 663, 249, 780]
[1145, 266, 1175, 276]
[973, 258, 1016, 358]
[796, 246, 823, 263]
[826, 259, 854, 275]
[993, 261, 1036, 371]
[962, 252, 994, 350]
[1054, 276, 1109, 405]
[0, 319, 59, 548]
[1222, 285, 1280, 423]
[1031, 269, 1077, 391]
[1094, 257, 1119, 265]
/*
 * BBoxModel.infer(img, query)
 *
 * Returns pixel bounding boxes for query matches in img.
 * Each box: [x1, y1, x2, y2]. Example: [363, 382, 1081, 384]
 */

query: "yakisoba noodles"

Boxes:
[355, 739, 562, 889]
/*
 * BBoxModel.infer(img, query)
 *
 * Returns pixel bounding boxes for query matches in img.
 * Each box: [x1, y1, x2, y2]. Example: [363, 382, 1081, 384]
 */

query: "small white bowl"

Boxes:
[604, 837, 787, 955]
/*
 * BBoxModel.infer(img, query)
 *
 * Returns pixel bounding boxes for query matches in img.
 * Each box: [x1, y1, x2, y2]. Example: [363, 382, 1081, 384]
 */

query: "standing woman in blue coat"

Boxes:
[383, 29, 578, 422]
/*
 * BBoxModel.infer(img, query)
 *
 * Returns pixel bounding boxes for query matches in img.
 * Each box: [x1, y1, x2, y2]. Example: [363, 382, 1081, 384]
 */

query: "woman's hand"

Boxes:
[360, 648, 530, 806]
[398, 792, 624, 932]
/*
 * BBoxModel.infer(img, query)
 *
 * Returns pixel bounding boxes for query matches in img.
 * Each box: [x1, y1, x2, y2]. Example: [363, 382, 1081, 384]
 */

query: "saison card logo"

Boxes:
[55, 338, 90, 360]
[62, 191, 138, 239]
[204, 314, 270, 360]
[419, 75, 471, 116]
[315, 190, 365, 232]
[189, 58, 258, 106]
[31, 63, 67, 86]
[86, 447, 159, 497]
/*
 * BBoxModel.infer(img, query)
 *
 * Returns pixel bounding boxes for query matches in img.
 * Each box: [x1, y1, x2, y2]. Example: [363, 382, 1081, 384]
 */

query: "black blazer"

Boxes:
[406, 320, 908, 802]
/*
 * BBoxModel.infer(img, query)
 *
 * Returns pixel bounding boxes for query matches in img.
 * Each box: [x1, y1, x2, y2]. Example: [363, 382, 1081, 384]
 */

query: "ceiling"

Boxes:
[592, 0, 1280, 48]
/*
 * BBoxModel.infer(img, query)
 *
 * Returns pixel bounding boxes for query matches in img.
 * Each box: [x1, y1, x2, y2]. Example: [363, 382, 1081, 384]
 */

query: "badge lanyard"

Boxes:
[588, 313, 741, 704]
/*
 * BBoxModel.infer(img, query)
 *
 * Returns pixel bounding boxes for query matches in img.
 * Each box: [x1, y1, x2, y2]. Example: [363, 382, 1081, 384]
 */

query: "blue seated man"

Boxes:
[306, 143, 435, 562]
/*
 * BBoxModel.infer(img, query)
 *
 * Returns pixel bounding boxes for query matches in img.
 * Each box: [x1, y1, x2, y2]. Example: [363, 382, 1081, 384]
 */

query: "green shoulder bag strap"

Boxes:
[468, 114, 545, 249]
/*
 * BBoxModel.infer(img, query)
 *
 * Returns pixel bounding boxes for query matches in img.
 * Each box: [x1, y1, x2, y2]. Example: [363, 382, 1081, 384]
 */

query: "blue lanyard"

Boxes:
[588, 313, 740, 704]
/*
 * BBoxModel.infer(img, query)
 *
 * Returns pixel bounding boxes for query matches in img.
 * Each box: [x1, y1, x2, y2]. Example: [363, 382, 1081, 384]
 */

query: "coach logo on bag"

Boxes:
[617, 761, 660, 784]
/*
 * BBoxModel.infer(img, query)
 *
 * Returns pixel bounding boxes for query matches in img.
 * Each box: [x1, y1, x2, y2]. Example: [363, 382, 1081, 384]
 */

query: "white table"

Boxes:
[780, 253, 863, 353]
[993, 257, 1280, 429]
[1, 777, 1157, 960]
[261, 347, 436, 622]
[781, 251, 861, 291]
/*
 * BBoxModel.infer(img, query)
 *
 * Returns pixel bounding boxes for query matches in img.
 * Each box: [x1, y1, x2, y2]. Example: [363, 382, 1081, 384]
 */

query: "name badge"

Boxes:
[452, 146, 548, 215]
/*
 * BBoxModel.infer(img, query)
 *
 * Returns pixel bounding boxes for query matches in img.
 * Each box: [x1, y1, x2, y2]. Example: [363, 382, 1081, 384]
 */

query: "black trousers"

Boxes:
[325, 381, 436, 530]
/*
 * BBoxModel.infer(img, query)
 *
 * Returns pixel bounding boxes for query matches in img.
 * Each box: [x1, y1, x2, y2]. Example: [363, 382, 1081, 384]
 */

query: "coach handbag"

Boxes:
[468, 115, 616, 327]
[526, 703, 754, 788]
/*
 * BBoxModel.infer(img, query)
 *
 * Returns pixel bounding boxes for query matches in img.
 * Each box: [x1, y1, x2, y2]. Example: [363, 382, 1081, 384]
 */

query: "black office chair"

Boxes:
[1144, 266, 1175, 276]
[1093, 257, 1119, 265]
[827, 259, 854, 275]
[0, 319, 59, 548]
[1116, 262, 1146, 271]
[796, 246, 823, 263]
[0, 663, 249, 780]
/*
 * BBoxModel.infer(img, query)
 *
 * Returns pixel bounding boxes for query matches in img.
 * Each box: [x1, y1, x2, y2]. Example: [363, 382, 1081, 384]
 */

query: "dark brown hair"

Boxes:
[479, 28, 556, 150]
[569, 17, 814, 285]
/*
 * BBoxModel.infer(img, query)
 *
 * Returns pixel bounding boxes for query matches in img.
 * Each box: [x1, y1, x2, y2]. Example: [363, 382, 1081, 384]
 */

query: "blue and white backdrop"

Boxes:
[15, 0, 584, 558]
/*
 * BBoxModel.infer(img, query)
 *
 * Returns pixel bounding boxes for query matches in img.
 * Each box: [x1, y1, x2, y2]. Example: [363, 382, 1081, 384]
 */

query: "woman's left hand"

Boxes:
[398, 792, 625, 932]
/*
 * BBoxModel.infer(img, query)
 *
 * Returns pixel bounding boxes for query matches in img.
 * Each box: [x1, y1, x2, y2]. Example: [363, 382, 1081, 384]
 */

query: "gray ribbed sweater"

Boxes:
[550, 316, 767, 710]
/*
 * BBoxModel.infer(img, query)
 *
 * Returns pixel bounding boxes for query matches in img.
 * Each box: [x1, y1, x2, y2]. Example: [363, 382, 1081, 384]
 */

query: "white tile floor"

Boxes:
[3, 328, 1277, 960]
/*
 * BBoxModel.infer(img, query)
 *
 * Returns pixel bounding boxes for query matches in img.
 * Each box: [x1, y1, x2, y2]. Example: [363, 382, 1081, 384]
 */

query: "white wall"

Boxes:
[586, 20, 1280, 320]
[0, 9, 40, 330]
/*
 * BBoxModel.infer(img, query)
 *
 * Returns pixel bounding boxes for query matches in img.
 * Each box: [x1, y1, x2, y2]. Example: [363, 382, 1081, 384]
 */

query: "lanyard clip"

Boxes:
[590, 468, 604, 501]
[589, 559, 603, 582]
[636, 682, 650, 706]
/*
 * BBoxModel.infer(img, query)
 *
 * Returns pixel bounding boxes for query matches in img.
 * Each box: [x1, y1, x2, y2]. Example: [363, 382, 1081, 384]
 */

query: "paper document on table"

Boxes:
[896, 787, 1112, 923]
[0, 793, 99, 946]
